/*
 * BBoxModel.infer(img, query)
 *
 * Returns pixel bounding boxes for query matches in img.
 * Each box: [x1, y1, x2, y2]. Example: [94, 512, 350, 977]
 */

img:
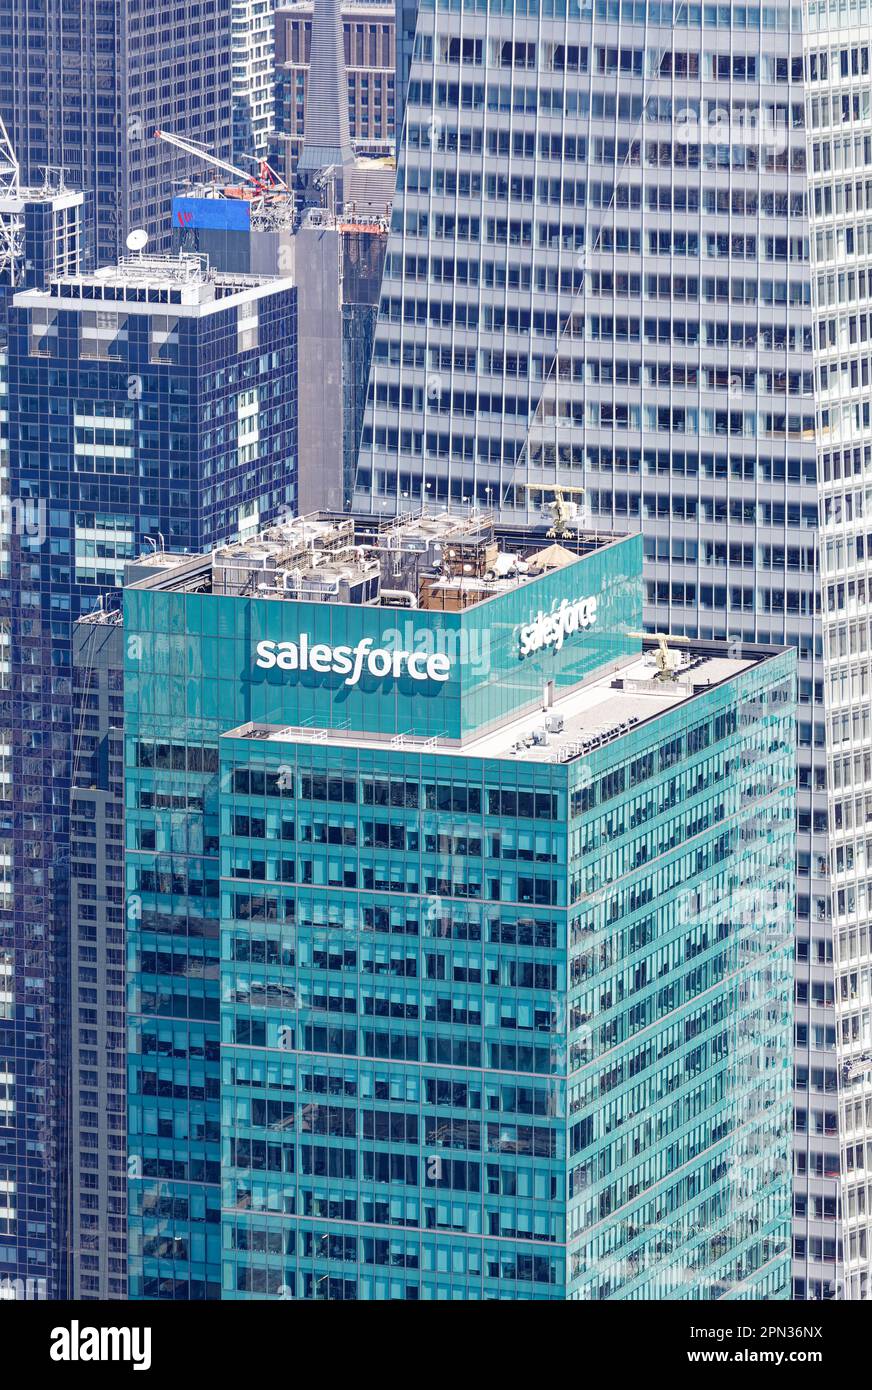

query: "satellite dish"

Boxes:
[126, 229, 148, 252]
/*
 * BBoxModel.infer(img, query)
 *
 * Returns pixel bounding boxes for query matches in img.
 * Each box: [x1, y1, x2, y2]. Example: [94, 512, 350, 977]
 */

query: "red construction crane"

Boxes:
[154, 128, 288, 199]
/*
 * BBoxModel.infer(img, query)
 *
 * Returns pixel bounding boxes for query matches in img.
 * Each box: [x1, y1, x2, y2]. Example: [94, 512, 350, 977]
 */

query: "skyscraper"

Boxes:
[0, 154, 88, 1299]
[125, 512, 796, 1299]
[393, 0, 417, 143]
[170, 0, 394, 520]
[69, 609, 126, 1300]
[357, 0, 836, 1298]
[0, 0, 233, 265]
[0, 131, 89, 601]
[294, 213, 388, 515]
[804, 8, 872, 1300]
[231, 0, 277, 163]
[2, 252, 296, 1296]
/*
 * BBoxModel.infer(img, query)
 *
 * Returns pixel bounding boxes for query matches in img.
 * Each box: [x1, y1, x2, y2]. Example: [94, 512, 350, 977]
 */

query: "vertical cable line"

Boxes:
[357, 0, 693, 512]
[501, 0, 692, 513]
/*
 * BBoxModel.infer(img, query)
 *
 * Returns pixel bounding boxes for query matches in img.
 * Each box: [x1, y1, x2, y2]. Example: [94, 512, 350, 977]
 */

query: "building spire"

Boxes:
[298, 0, 355, 172]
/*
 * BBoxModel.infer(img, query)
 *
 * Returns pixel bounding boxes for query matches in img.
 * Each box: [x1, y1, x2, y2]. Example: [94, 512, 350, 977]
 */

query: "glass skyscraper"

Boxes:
[124, 512, 795, 1299]
[357, 0, 836, 1298]
[0, 0, 233, 265]
[0, 176, 88, 1299]
[0, 174, 89, 580]
[2, 253, 296, 1295]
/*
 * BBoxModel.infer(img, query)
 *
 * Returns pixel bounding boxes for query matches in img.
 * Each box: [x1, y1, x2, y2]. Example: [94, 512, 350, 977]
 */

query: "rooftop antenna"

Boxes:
[39, 163, 66, 194]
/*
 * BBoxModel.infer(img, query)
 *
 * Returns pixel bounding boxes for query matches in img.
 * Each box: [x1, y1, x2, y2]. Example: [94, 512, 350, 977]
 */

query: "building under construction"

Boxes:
[164, 0, 394, 516]
[0, 119, 88, 328]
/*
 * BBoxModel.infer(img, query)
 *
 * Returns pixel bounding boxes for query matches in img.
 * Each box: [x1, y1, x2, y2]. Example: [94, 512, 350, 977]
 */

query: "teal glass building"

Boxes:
[124, 515, 796, 1299]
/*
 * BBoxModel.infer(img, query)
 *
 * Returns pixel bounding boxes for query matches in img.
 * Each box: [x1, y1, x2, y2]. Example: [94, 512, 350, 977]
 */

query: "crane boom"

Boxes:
[154, 129, 289, 197]
[155, 128, 251, 184]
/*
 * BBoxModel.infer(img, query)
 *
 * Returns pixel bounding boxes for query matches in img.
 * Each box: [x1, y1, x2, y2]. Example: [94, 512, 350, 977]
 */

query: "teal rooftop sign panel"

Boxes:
[122, 533, 641, 742]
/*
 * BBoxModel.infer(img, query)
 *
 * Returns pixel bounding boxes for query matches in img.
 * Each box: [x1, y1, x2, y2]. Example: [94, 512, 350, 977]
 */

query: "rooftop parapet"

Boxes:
[127, 508, 622, 615]
[13, 252, 288, 313]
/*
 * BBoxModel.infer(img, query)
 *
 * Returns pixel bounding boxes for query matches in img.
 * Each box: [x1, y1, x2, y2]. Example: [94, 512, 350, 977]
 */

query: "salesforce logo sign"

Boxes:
[518, 594, 598, 658]
[255, 636, 452, 687]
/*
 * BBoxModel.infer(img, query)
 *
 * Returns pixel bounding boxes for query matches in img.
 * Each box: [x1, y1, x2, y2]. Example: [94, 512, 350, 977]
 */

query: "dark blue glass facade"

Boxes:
[0, 185, 88, 1297]
[0, 0, 233, 265]
[1, 266, 296, 1295]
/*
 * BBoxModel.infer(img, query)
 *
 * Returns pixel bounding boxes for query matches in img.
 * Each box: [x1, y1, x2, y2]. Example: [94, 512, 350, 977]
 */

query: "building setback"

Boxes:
[355, 0, 836, 1300]
[2, 254, 296, 1295]
[124, 512, 795, 1299]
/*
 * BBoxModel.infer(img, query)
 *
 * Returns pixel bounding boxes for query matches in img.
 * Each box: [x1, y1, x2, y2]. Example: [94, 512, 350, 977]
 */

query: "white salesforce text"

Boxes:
[519, 595, 598, 657]
[255, 636, 451, 685]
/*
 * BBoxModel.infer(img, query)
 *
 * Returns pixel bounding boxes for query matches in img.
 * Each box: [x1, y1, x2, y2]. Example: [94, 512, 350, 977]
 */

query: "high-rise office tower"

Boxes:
[357, 1, 837, 1298]
[2, 253, 296, 1296]
[804, 9, 872, 1300]
[0, 155, 88, 1299]
[69, 610, 126, 1300]
[0, 0, 233, 265]
[294, 215, 388, 514]
[125, 512, 796, 1300]
[0, 129, 88, 595]
[232, 0, 277, 163]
